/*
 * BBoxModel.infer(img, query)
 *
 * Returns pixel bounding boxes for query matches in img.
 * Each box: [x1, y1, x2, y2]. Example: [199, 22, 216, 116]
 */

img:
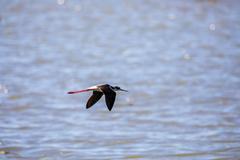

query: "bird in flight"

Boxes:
[68, 84, 127, 111]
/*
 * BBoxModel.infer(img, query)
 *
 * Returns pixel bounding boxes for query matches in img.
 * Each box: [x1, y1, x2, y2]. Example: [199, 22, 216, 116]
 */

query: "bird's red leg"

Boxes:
[67, 89, 92, 94]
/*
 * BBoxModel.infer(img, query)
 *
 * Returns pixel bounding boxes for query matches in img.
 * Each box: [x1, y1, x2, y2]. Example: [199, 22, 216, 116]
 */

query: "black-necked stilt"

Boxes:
[68, 84, 127, 111]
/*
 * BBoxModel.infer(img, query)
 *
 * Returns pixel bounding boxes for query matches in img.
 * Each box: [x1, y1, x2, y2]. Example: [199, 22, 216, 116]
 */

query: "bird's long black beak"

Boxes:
[120, 88, 128, 92]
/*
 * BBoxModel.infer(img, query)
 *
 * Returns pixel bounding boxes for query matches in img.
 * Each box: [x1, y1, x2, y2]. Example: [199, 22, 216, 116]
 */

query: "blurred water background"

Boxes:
[0, 0, 240, 159]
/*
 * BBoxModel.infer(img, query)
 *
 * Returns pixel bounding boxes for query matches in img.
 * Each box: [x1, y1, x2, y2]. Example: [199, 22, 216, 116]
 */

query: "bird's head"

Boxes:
[113, 86, 128, 92]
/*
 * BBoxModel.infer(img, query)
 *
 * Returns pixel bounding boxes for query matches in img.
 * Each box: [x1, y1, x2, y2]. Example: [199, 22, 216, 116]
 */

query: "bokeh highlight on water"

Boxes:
[0, 0, 240, 159]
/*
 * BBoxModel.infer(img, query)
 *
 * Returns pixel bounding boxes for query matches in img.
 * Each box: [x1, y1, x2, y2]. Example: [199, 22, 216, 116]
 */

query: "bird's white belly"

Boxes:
[87, 85, 102, 92]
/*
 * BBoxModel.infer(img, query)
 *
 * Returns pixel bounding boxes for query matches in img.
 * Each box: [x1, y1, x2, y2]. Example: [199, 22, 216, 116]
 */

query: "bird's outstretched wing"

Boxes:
[101, 87, 116, 111]
[86, 91, 103, 109]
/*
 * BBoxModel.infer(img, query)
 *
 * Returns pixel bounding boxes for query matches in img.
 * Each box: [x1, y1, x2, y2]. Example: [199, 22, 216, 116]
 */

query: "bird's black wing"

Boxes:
[101, 87, 116, 111]
[86, 91, 103, 109]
